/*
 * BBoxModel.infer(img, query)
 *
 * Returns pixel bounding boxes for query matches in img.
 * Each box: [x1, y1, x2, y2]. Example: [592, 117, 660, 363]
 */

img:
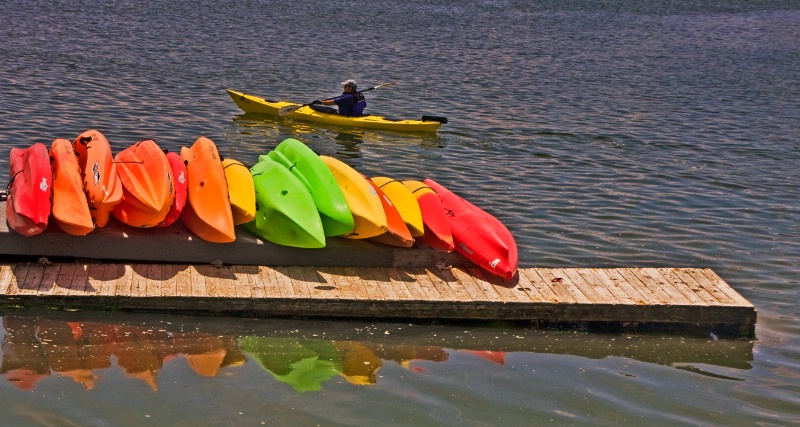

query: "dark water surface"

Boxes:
[1, 0, 798, 425]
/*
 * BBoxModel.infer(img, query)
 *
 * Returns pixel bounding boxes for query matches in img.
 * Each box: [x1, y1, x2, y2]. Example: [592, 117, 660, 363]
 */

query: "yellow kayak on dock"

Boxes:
[222, 158, 256, 225]
[370, 176, 425, 237]
[226, 89, 446, 132]
[320, 156, 387, 239]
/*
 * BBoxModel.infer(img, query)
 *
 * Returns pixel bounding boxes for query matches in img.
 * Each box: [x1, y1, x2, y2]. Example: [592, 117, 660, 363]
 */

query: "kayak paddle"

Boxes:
[277, 82, 398, 116]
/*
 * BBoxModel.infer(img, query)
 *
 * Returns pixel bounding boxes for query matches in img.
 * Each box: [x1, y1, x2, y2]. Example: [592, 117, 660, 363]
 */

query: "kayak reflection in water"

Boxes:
[312, 79, 367, 117]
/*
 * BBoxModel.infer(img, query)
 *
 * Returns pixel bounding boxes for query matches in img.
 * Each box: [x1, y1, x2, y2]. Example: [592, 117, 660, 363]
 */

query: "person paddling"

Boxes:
[312, 80, 367, 117]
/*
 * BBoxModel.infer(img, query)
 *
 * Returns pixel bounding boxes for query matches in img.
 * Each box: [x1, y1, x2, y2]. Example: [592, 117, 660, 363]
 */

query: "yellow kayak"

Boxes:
[320, 156, 387, 239]
[222, 158, 256, 225]
[370, 176, 425, 237]
[226, 89, 446, 132]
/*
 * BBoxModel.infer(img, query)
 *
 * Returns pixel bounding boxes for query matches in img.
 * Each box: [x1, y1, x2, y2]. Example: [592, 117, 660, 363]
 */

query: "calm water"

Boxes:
[1, 0, 799, 425]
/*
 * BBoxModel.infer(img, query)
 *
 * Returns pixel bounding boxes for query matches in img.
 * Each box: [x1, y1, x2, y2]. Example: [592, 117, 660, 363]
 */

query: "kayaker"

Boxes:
[312, 80, 367, 116]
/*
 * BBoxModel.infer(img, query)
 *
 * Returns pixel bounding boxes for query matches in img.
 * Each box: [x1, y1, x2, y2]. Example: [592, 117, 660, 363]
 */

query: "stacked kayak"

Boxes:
[226, 89, 446, 132]
[267, 138, 353, 237]
[50, 138, 94, 236]
[222, 158, 256, 225]
[73, 130, 123, 228]
[112, 139, 175, 228]
[7, 143, 52, 236]
[4, 135, 518, 279]
[157, 151, 188, 228]
[247, 155, 326, 248]
[320, 156, 387, 239]
[180, 137, 236, 243]
[425, 179, 518, 279]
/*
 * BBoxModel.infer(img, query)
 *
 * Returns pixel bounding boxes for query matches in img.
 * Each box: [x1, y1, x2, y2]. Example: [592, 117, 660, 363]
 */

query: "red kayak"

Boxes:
[7, 143, 52, 236]
[157, 151, 188, 228]
[402, 180, 454, 252]
[424, 179, 518, 279]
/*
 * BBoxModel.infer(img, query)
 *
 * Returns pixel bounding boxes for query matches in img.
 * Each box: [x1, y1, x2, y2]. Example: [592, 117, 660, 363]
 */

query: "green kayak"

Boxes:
[246, 156, 326, 248]
[265, 138, 354, 237]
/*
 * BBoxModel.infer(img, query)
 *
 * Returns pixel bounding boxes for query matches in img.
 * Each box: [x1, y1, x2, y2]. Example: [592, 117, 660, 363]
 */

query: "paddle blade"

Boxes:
[278, 104, 303, 116]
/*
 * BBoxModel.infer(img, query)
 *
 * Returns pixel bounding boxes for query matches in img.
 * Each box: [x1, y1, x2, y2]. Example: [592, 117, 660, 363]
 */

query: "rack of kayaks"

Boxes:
[5, 131, 518, 279]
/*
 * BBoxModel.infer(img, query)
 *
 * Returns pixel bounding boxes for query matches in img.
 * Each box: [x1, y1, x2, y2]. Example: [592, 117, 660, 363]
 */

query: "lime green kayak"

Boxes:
[264, 138, 354, 237]
[246, 156, 326, 248]
[226, 89, 446, 132]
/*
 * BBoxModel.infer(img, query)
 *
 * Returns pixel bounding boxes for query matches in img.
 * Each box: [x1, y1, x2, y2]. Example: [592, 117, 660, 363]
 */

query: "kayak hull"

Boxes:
[424, 179, 518, 279]
[180, 137, 235, 243]
[371, 176, 425, 237]
[402, 180, 453, 252]
[50, 139, 94, 236]
[367, 178, 414, 248]
[222, 158, 256, 225]
[73, 129, 123, 228]
[227, 89, 443, 132]
[112, 139, 175, 228]
[7, 143, 52, 236]
[321, 156, 387, 239]
[157, 151, 188, 228]
[246, 156, 325, 248]
[268, 138, 353, 237]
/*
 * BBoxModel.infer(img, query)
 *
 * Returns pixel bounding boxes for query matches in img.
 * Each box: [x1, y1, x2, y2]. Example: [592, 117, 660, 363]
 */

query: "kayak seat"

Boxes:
[309, 104, 371, 118]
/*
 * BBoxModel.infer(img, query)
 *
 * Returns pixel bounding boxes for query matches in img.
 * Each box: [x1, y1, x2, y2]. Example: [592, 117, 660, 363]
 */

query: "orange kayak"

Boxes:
[157, 151, 188, 228]
[402, 180, 453, 252]
[73, 130, 123, 227]
[7, 143, 52, 236]
[367, 177, 413, 247]
[50, 138, 94, 236]
[180, 137, 235, 243]
[112, 139, 175, 228]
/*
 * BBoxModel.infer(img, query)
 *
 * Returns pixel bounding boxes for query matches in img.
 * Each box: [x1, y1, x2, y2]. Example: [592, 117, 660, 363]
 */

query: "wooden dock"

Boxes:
[0, 262, 756, 336]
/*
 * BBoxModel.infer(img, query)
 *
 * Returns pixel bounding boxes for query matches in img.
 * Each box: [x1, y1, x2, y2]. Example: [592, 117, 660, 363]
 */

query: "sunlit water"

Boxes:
[0, 0, 798, 425]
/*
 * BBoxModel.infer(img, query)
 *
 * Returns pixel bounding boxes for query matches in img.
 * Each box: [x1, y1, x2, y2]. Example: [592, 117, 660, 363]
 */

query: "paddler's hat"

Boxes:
[341, 79, 357, 89]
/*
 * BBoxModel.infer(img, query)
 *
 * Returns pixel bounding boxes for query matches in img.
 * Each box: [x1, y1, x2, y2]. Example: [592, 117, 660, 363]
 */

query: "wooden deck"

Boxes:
[0, 262, 756, 336]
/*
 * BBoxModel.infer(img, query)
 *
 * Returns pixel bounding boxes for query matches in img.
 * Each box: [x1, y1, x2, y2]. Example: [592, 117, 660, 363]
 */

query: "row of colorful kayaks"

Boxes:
[6, 131, 518, 278]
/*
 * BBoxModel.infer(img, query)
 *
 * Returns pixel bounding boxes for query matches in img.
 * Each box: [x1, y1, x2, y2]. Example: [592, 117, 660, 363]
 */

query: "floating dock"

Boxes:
[0, 202, 756, 336]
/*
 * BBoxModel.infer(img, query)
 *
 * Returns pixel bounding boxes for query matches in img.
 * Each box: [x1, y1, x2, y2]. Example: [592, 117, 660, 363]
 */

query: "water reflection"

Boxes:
[225, 113, 446, 163]
[0, 314, 753, 393]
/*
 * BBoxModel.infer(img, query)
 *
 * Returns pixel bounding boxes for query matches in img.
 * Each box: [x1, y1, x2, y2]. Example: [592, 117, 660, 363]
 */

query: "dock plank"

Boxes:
[232, 266, 256, 299]
[538, 268, 590, 304]
[367, 268, 407, 300]
[697, 268, 752, 306]
[8, 263, 30, 295]
[513, 269, 550, 303]
[112, 264, 133, 297]
[452, 267, 502, 302]
[530, 268, 577, 303]
[18, 263, 45, 295]
[68, 264, 90, 296]
[629, 268, 691, 305]
[345, 267, 384, 300]
[386, 268, 427, 300]
[670, 268, 736, 306]
[37, 263, 62, 295]
[518, 269, 559, 303]
[0, 265, 14, 294]
[560, 268, 613, 304]
[173, 265, 192, 297]
[617, 268, 671, 305]
[644, 268, 709, 306]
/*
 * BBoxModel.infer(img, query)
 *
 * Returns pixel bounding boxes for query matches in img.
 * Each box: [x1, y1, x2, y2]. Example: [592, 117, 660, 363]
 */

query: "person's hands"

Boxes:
[311, 100, 322, 105]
